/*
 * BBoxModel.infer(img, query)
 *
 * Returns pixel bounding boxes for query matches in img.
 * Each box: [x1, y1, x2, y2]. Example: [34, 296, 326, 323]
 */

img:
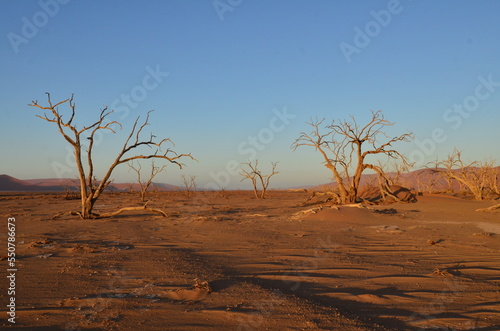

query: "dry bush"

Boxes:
[180, 174, 197, 197]
[128, 160, 167, 203]
[240, 160, 279, 199]
[431, 149, 499, 200]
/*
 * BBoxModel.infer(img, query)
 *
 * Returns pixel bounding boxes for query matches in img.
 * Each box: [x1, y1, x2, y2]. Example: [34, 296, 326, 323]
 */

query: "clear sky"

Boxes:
[1, 0, 499, 189]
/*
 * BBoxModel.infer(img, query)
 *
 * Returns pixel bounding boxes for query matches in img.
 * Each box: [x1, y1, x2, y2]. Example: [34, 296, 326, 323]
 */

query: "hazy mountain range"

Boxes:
[1, 167, 498, 192]
[0, 175, 180, 192]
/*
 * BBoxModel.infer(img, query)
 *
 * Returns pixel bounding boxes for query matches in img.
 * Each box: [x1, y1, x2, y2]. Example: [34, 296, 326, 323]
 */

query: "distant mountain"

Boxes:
[308, 167, 500, 192]
[110, 182, 180, 192]
[24, 178, 79, 187]
[0, 175, 65, 192]
[0, 174, 181, 192]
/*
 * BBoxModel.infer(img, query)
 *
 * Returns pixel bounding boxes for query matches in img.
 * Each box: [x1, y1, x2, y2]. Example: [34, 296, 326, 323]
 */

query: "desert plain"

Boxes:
[1, 190, 499, 330]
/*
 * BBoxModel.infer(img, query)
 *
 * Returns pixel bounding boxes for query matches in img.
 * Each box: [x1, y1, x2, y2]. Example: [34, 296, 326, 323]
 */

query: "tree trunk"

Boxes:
[260, 187, 267, 199]
[347, 191, 357, 204]
[252, 181, 259, 199]
[81, 196, 97, 219]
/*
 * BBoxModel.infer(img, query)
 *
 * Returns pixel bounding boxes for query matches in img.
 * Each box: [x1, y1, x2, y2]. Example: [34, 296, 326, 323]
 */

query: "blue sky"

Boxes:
[1, 0, 499, 189]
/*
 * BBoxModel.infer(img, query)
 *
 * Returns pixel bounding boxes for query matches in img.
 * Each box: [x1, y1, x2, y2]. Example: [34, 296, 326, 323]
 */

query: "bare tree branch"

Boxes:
[180, 174, 197, 197]
[430, 149, 495, 201]
[240, 160, 279, 199]
[128, 160, 167, 202]
[29, 93, 194, 218]
[292, 110, 414, 204]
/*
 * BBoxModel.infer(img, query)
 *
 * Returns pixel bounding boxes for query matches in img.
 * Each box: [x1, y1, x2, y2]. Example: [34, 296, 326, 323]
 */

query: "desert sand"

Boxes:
[1, 191, 499, 330]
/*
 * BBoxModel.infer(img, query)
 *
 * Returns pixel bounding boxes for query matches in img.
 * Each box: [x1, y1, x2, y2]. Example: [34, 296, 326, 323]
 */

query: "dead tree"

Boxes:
[292, 110, 414, 204]
[240, 160, 279, 199]
[427, 158, 455, 193]
[180, 174, 197, 197]
[481, 160, 500, 196]
[386, 161, 411, 188]
[431, 149, 488, 200]
[62, 177, 80, 200]
[30, 93, 193, 218]
[128, 160, 167, 203]
[413, 168, 440, 194]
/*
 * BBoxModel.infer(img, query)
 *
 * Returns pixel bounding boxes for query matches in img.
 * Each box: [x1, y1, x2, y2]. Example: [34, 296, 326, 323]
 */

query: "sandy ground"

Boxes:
[0, 191, 499, 330]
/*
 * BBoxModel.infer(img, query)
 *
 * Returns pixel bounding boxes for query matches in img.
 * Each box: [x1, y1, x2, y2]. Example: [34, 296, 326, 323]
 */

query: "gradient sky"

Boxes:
[1, 0, 499, 189]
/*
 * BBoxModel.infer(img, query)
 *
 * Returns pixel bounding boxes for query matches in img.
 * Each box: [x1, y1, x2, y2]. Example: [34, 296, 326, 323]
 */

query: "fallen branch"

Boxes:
[300, 191, 339, 206]
[99, 206, 168, 218]
[290, 206, 323, 220]
[69, 210, 95, 219]
[342, 203, 373, 210]
[476, 203, 500, 212]
[97, 201, 168, 218]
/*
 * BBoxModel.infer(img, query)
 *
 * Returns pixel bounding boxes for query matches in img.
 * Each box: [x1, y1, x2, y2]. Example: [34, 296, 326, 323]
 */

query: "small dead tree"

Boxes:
[292, 110, 414, 204]
[428, 158, 455, 193]
[62, 177, 80, 200]
[30, 93, 193, 218]
[431, 149, 488, 200]
[481, 160, 500, 196]
[180, 174, 197, 197]
[240, 160, 279, 199]
[387, 161, 411, 188]
[128, 160, 167, 203]
[413, 168, 441, 194]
